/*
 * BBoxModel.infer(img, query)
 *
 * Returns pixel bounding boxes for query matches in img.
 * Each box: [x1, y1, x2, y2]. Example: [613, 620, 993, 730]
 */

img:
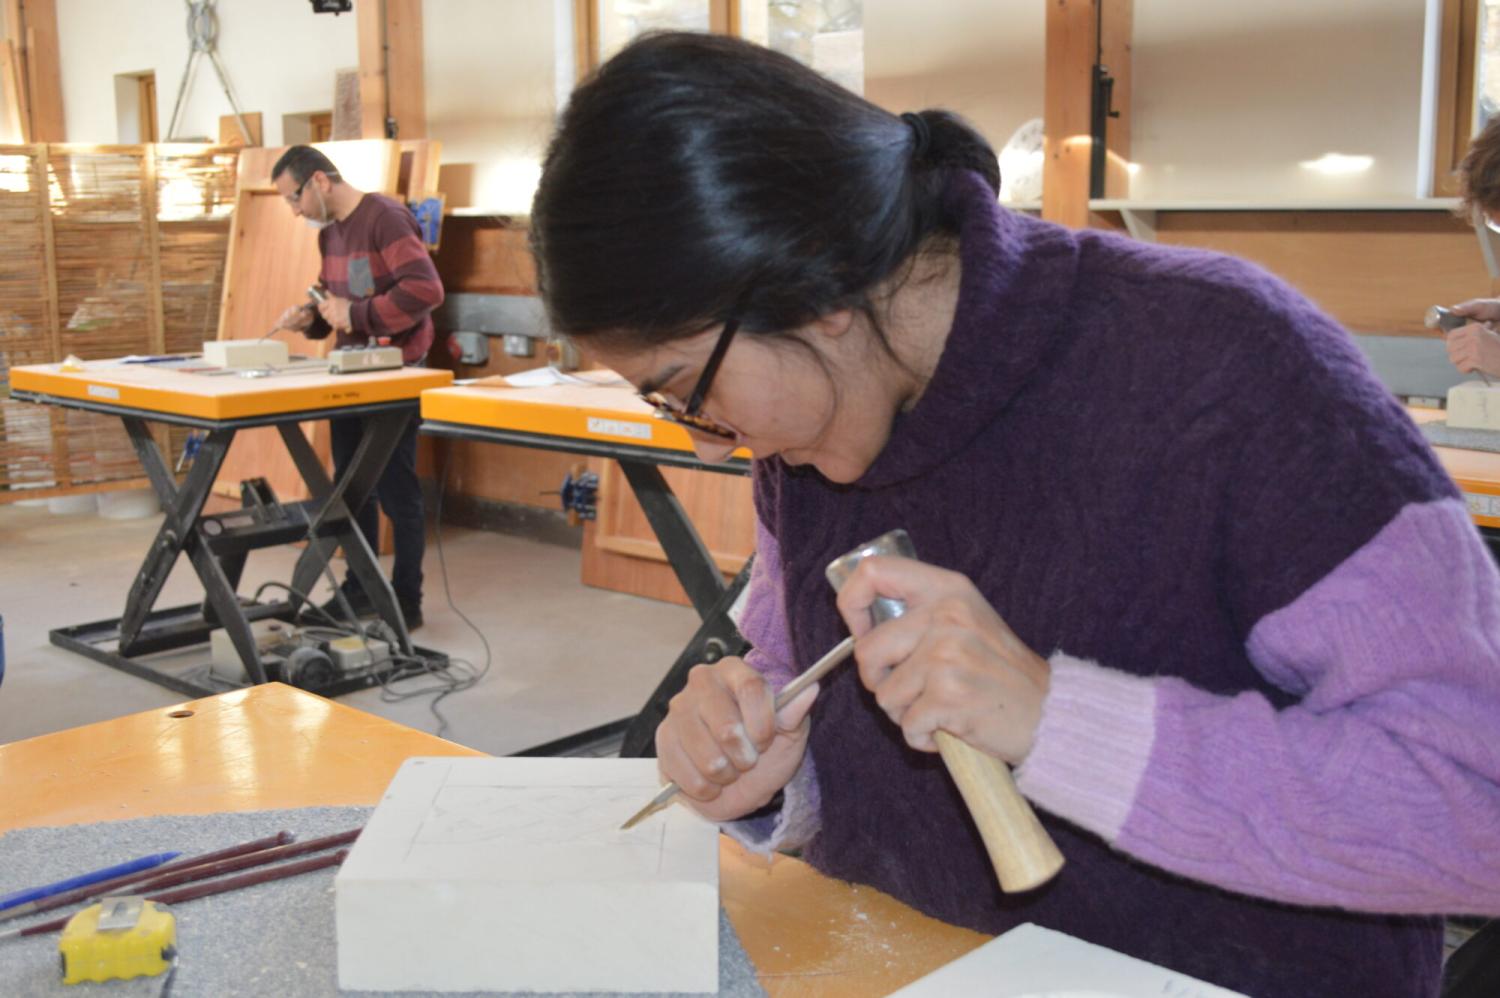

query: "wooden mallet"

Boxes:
[826, 529, 1064, 893]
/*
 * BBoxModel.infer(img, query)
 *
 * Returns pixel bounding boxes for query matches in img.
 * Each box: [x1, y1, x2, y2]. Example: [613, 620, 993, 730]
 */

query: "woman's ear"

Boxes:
[810, 309, 856, 339]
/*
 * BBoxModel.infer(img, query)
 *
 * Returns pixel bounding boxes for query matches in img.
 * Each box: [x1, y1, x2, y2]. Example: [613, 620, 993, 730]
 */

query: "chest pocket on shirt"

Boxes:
[348, 257, 375, 299]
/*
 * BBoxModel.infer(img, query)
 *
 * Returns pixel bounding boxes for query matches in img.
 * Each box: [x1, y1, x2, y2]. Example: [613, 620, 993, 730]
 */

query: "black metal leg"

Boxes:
[620, 559, 754, 758]
[117, 419, 233, 652]
[281, 411, 414, 654]
[617, 460, 728, 621]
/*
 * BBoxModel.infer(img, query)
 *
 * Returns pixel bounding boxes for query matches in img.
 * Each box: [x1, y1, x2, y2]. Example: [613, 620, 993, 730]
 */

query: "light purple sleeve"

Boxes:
[1015, 498, 1500, 914]
[719, 515, 823, 857]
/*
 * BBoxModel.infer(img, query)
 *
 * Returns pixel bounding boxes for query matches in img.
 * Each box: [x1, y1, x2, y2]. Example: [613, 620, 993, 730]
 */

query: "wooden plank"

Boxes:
[384, 0, 424, 139]
[431, 217, 535, 294]
[580, 458, 754, 608]
[218, 111, 263, 147]
[1099, 0, 1132, 199]
[0, 475, 151, 504]
[1043, 0, 1094, 228]
[36, 142, 66, 486]
[142, 146, 170, 459]
[212, 143, 402, 504]
[356, 0, 388, 140]
[142, 150, 166, 355]
[0, 40, 27, 141]
[213, 188, 328, 502]
[1151, 210, 1489, 335]
[398, 138, 441, 200]
[19, 0, 61, 141]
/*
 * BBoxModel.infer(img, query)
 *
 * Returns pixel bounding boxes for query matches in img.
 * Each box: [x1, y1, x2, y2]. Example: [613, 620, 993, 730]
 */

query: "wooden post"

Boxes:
[356, 0, 388, 139]
[383, 0, 424, 139]
[573, 0, 598, 82]
[1044, 0, 1132, 225]
[1043, 0, 1095, 228]
[1099, 0, 1132, 199]
[1434, 0, 1480, 197]
[357, 0, 425, 141]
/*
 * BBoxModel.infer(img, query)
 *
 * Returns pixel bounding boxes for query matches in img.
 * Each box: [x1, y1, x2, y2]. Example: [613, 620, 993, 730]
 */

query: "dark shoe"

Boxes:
[397, 597, 423, 631]
[315, 586, 374, 623]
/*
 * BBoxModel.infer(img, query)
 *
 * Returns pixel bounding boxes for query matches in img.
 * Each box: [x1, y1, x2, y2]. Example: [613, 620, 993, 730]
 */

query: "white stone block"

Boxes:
[1447, 380, 1500, 430]
[336, 757, 719, 994]
[201, 339, 289, 369]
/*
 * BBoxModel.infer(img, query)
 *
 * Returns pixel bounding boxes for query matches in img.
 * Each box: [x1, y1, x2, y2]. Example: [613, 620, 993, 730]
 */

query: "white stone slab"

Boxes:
[336, 757, 719, 994]
[202, 338, 289, 369]
[887, 922, 1246, 997]
[1447, 380, 1500, 430]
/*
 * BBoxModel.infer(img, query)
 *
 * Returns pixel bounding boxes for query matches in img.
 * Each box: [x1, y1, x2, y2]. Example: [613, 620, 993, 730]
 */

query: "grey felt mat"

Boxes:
[1420, 419, 1500, 454]
[0, 807, 765, 998]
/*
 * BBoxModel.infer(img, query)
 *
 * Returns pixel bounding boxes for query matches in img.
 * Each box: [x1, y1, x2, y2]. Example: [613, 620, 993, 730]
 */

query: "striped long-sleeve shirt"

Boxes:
[307, 192, 444, 364]
[723, 171, 1500, 997]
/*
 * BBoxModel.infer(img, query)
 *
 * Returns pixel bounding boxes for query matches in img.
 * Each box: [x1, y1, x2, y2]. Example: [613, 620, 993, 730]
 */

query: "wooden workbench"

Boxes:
[0, 684, 987, 996]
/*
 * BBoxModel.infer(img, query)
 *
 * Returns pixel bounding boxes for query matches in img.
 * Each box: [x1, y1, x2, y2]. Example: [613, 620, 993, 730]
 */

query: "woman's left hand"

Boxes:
[834, 555, 1050, 765]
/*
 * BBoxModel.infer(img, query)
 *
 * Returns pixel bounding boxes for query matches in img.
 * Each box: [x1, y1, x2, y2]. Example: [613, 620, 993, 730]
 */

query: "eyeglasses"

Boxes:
[283, 177, 310, 205]
[639, 318, 740, 440]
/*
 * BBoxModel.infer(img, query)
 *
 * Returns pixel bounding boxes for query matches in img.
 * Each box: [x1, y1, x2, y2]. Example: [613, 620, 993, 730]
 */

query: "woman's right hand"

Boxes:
[654, 656, 818, 822]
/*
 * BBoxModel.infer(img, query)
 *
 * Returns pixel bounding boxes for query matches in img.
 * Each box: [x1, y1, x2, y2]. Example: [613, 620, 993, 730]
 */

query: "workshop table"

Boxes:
[421, 375, 752, 757]
[0, 683, 989, 997]
[1410, 406, 1500, 544]
[9, 357, 452, 698]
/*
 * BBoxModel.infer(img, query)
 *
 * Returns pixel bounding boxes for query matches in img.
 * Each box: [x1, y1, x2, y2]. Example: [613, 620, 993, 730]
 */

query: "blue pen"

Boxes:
[0, 851, 181, 911]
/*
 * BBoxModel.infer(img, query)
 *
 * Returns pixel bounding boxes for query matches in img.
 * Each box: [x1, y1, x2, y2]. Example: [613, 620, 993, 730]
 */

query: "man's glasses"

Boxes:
[639, 318, 741, 440]
[283, 177, 310, 205]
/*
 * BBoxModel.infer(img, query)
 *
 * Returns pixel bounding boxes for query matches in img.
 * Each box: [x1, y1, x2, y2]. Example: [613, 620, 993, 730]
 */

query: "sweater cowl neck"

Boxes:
[853, 171, 1080, 491]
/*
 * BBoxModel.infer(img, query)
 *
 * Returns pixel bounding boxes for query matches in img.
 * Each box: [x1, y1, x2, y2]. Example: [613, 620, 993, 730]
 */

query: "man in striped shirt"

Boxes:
[273, 146, 444, 629]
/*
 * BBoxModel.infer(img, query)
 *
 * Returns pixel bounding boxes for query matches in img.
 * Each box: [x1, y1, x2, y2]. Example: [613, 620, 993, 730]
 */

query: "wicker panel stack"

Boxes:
[0, 144, 239, 500]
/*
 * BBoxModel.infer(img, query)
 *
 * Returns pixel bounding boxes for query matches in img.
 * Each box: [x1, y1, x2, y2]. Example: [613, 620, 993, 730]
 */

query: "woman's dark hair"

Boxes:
[530, 31, 999, 346]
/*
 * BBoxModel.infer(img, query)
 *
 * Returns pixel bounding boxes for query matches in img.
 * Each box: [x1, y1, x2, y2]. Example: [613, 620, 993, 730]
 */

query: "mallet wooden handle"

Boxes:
[826, 528, 1064, 894]
[934, 732, 1063, 892]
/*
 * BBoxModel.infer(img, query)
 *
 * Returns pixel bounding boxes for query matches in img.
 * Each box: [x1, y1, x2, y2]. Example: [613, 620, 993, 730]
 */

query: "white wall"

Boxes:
[864, 0, 1044, 162]
[56, 0, 358, 145]
[28, 0, 1444, 209]
[1131, 1, 1428, 201]
[422, 0, 564, 212]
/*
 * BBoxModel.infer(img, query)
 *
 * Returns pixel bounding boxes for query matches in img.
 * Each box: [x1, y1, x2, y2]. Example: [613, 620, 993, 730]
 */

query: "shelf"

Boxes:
[1089, 197, 1462, 212]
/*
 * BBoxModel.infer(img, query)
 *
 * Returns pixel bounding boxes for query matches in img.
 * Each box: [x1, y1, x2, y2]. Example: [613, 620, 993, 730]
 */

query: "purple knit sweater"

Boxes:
[729, 171, 1500, 996]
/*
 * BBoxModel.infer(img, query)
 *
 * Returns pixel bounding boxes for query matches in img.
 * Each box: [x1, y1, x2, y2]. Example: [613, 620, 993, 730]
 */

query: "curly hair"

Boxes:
[1460, 116, 1500, 220]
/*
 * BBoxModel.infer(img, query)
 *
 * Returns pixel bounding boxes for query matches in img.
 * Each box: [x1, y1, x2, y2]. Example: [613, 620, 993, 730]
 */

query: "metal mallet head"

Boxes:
[1426, 305, 1466, 333]
[825, 529, 915, 627]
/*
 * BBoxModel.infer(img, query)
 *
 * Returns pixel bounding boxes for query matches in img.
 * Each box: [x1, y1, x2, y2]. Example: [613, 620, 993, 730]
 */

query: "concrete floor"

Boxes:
[0, 499, 699, 755]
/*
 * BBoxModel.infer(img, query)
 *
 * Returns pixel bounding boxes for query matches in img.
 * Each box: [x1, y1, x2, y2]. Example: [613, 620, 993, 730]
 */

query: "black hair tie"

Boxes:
[901, 111, 931, 160]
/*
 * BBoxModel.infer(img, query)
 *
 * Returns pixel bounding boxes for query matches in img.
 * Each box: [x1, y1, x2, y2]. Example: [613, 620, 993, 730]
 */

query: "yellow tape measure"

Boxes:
[59, 896, 176, 985]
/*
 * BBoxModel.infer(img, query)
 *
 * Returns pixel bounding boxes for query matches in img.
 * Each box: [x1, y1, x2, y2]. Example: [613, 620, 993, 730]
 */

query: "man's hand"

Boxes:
[275, 304, 314, 332]
[317, 294, 354, 334]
